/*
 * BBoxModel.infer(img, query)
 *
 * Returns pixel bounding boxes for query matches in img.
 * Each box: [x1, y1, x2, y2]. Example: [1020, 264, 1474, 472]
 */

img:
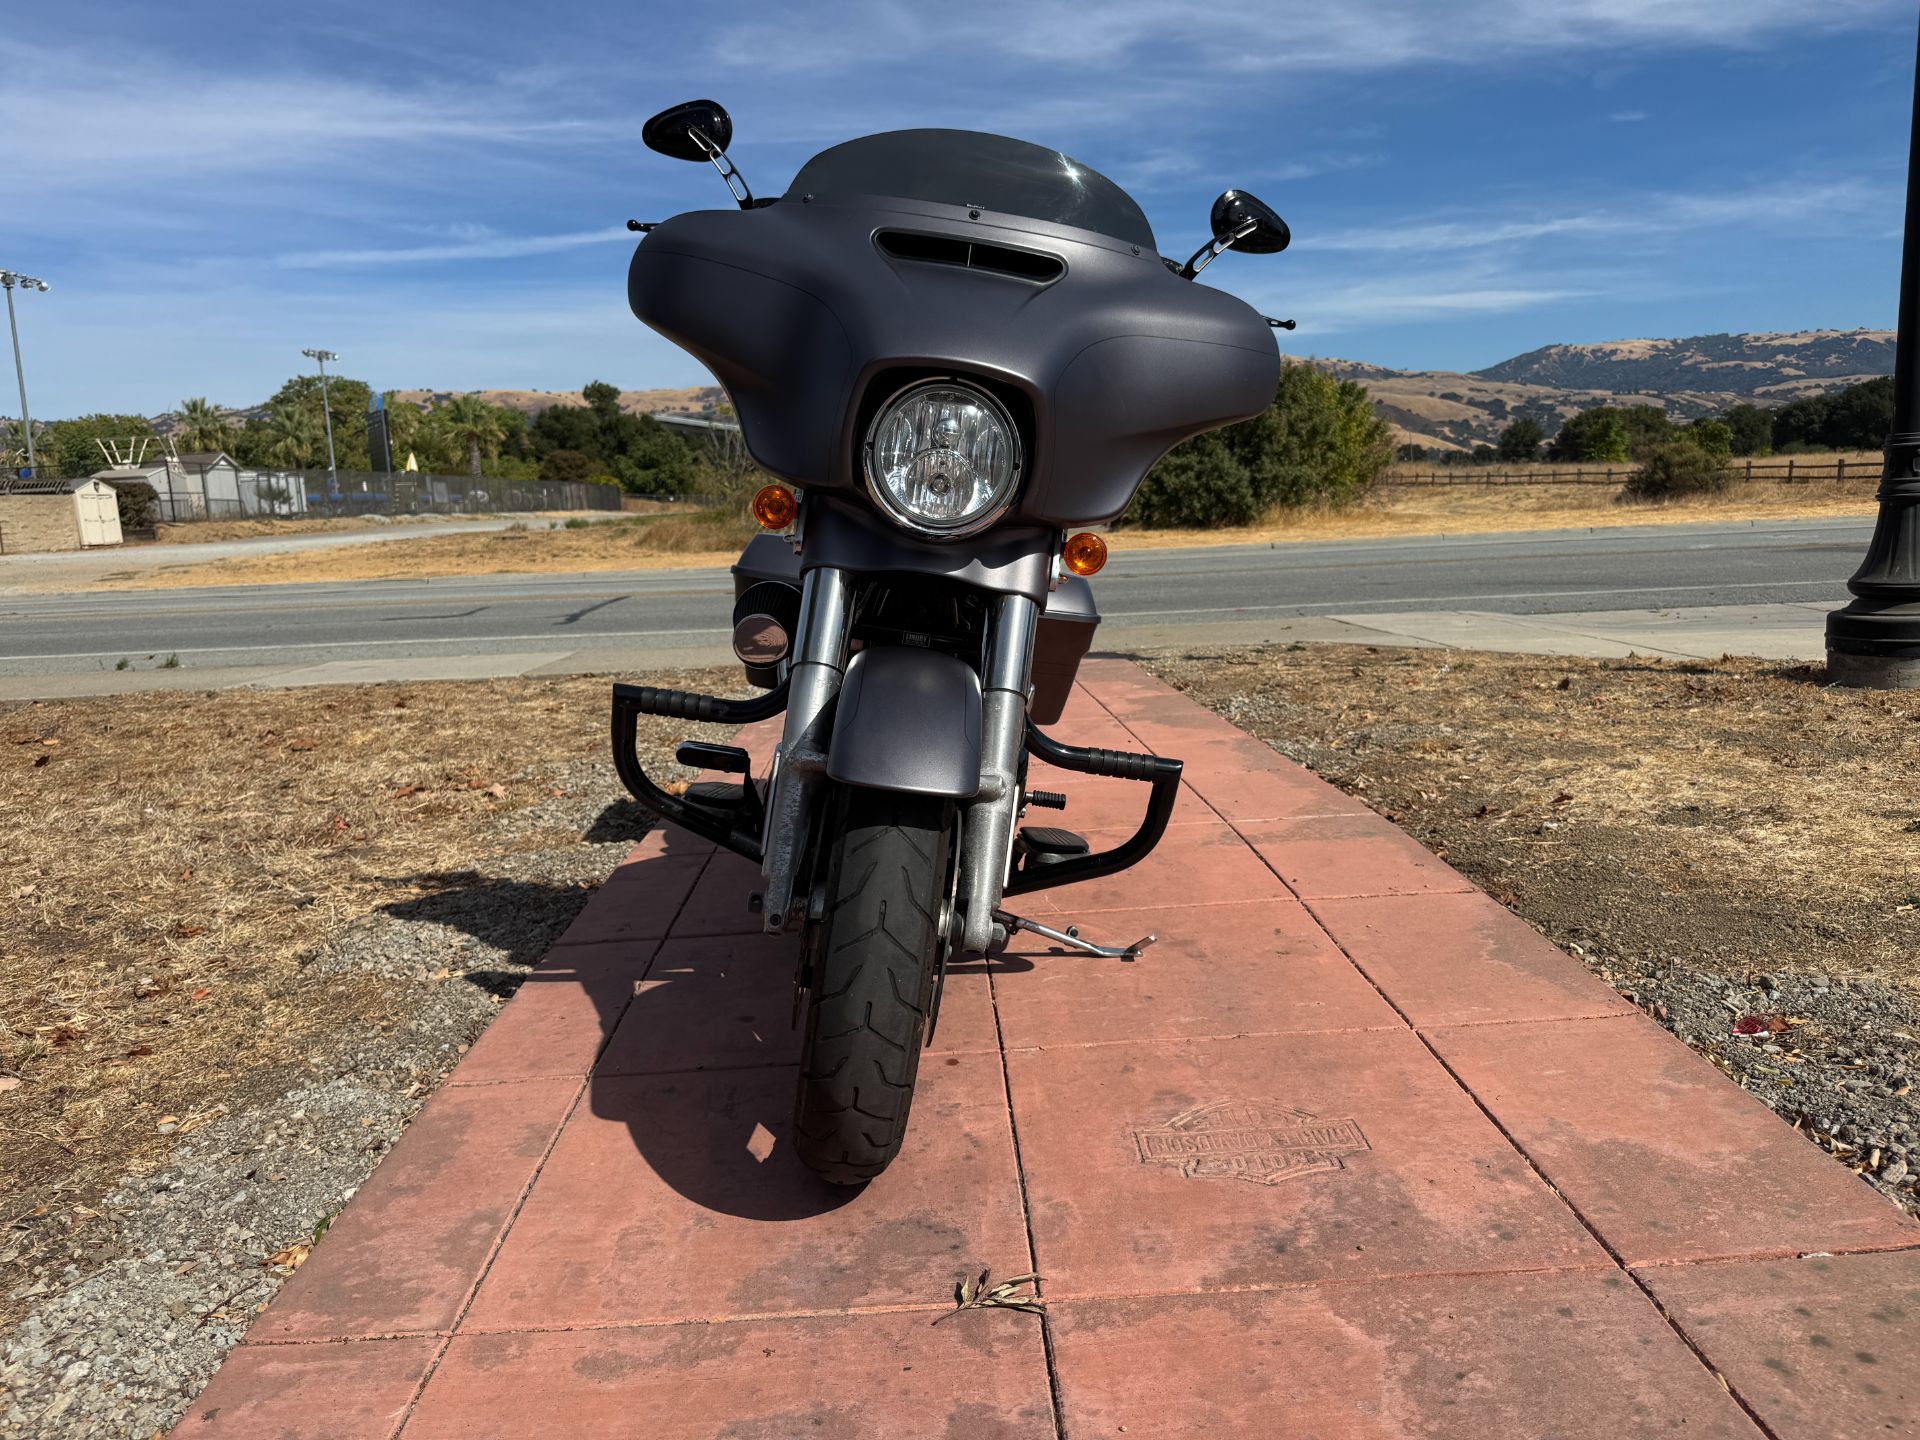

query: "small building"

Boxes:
[0, 477, 124, 553]
[87, 452, 306, 523]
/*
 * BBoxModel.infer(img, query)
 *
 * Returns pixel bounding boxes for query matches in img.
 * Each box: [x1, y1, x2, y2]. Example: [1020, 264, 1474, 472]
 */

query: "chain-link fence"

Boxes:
[106, 467, 625, 531]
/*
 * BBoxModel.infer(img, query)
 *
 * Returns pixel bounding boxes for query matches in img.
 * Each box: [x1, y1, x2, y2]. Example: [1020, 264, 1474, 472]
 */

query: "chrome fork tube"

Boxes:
[958, 592, 1037, 954]
[761, 565, 851, 932]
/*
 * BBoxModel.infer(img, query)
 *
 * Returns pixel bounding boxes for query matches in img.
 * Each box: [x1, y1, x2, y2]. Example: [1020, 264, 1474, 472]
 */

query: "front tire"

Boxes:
[793, 787, 952, 1185]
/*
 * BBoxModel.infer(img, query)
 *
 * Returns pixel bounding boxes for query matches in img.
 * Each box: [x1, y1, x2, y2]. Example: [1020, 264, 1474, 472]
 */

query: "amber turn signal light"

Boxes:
[1062, 532, 1107, 577]
[751, 484, 798, 531]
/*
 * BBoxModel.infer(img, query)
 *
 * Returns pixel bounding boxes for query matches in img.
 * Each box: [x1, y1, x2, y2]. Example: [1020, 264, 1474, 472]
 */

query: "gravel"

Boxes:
[0, 756, 652, 1438]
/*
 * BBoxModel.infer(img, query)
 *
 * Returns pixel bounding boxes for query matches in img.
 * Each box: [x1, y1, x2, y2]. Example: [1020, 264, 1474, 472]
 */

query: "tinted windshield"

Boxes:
[787, 130, 1154, 250]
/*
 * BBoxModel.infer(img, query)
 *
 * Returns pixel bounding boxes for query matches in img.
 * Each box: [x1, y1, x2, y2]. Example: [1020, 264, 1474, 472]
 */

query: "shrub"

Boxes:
[539, 449, 593, 484]
[1690, 419, 1734, 456]
[1622, 441, 1734, 502]
[1127, 361, 1393, 527]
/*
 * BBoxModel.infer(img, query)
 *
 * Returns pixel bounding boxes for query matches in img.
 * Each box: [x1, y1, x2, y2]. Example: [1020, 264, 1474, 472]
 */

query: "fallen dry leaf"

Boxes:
[261, 1242, 311, 1274]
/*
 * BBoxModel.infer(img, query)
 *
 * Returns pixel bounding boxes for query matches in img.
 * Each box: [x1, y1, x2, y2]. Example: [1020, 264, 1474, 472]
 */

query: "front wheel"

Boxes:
[792, 787, 953, 1185]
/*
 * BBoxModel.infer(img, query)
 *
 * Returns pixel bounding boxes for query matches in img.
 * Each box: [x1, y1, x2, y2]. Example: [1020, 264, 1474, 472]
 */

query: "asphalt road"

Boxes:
[0, 515, 1868, 679]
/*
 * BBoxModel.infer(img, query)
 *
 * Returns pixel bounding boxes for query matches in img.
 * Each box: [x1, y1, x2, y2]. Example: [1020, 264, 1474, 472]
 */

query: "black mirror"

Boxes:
[643, 100, 733, 162]
[1210, 190, 1290, 254]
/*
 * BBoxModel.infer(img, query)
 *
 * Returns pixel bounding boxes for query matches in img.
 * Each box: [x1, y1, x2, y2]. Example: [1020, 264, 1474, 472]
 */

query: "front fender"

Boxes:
[827, 647, 982, 799]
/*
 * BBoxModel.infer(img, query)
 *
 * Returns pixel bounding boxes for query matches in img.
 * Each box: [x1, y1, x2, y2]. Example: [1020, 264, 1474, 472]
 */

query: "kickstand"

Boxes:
[995, 910, 1156, 962]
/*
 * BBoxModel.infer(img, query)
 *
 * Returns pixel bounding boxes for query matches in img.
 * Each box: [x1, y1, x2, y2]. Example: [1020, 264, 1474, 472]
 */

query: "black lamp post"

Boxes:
[1828, 21, 1920, 688]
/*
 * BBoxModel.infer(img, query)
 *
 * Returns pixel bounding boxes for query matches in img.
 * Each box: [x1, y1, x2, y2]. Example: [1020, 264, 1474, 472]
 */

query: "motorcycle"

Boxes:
[612, 100, 1290, 1183]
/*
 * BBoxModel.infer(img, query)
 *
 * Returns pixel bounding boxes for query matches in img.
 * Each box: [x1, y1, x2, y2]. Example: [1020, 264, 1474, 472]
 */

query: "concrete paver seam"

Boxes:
[1077, 665, 1785, 1440]
[383, 845, 721, 1436]
[1407, 1020, 1783, 1440]
[986, 964, 1070, 1440]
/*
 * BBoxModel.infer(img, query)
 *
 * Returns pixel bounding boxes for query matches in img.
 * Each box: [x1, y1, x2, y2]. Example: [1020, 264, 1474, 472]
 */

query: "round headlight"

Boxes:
[863, 379, 1022, 538]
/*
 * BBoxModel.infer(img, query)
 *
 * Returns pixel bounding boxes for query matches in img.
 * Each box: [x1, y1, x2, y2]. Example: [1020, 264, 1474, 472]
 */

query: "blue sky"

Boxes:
[4, 1, 1916, 417]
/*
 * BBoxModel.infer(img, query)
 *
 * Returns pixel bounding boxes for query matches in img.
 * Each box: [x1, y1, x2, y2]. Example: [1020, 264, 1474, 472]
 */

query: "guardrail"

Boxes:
[1387, 457, 1878, 487]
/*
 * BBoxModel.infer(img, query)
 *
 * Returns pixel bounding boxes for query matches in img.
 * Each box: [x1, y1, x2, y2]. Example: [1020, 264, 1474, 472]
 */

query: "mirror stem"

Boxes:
[1178, 218, 1259, 280]
[688, 127, 755, 209]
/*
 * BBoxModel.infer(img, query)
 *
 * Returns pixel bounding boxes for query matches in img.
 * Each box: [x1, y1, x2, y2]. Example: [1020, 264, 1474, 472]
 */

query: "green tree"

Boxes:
[582, 380, 622, 426]
[1722, 403, 1774, 457]
[173, 397, 235, 454]
[263, 372, 373, 469]
[1129, 361, 1393, 527]
[609, 414, 703, 494]
[1690, 419, 1734, 457]
[1496, 417, 1545, 463]
[260, 403, 324, 469]
[1617, 404, 1675, 458]
[1549, 409, 1630, 464]
[1395, 442, 1429, 463]
[539, 449, 594, 484]
[439, 393, 506, 477]
[529, 401, 604, 462]
[42, 413, 158, 479]
[1818, 376, 1894, 450]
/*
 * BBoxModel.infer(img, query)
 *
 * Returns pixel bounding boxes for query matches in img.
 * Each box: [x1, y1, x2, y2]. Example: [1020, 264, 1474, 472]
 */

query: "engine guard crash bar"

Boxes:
[611, 679, 789, 861]
[1005, 721, 1183, 897]
[611, 681, 1182, 893]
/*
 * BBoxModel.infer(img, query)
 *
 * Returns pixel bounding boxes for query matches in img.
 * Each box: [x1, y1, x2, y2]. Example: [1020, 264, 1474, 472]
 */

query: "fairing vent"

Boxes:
[875, 230, 1064, 284]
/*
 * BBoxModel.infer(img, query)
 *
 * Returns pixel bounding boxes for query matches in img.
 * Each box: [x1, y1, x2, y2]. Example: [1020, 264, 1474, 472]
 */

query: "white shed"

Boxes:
[71, 477, 124, 546]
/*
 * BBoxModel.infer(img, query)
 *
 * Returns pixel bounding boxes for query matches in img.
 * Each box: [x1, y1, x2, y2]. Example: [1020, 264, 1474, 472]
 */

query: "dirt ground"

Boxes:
[1140, 643, 1920, 1211]
[0, 671, 738, 1358]
[90, 479, 1882, 590]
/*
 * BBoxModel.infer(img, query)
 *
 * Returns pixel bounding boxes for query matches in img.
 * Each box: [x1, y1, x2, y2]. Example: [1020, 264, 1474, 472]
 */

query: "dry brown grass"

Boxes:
[1146, 645, 1920, 985]
[1382, 450, 1883, 483]
[1111, 478, 1881, 549]
[148, 509, 668, 546]
[0, 670, 735, 1327]
[102, 508, 758, 589]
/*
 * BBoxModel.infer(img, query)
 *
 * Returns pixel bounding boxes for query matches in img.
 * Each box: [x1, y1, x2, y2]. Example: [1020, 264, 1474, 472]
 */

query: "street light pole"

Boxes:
[0, 269, 50, 478]
[301, 347, 340, 492]
[1827, 20, 1920, 688]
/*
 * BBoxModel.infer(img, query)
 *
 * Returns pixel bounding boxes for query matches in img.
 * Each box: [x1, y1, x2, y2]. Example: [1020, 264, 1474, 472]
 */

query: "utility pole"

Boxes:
[1, 269, 49, 478]
[1828, 20, 1920, 688]
[301, 347, 340, 493]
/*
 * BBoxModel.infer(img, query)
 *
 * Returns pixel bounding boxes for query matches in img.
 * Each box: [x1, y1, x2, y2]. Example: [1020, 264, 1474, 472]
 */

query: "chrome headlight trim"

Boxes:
[861, 377, 1024, 540]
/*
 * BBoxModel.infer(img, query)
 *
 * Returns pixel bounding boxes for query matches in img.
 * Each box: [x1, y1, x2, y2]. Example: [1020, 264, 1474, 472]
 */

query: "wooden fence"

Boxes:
[1388, 457, 1875, 487]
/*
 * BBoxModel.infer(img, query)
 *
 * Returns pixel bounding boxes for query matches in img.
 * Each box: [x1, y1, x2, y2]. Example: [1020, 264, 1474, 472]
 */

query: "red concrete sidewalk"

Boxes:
[175, 660, 1920, 1439]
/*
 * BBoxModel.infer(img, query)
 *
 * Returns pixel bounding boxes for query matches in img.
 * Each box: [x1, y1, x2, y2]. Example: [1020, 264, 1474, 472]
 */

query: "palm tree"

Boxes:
[438, 393, 505, 478]
[262, 403, 323, 469]
[174, 397, 235, 454]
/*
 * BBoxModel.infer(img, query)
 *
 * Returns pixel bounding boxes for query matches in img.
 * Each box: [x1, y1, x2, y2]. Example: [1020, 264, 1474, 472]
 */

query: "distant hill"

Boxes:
[1472, 330, 1894, 395]
[1297, 328, 1894, 453]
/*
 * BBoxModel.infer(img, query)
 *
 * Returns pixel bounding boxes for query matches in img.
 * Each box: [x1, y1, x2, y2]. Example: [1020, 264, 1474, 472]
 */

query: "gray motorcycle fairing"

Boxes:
[630, 191, 1279, 528]
[826, 646, 982, 800]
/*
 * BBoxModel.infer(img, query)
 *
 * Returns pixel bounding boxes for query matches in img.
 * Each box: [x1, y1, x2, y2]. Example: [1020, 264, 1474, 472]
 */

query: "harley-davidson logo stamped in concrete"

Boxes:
[1134, 1100, 1370, 1185]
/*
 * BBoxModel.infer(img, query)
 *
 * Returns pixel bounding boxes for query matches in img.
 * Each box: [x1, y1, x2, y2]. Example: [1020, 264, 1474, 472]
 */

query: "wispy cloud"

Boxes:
[713, 0, 1907, 76]
[277, 227, 633, 269]
[1283, 275, 1597, 335]
[1609, 110, 1650, 123]
[1313, 179, 1887, 254]
[0, 38, 598, 196]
